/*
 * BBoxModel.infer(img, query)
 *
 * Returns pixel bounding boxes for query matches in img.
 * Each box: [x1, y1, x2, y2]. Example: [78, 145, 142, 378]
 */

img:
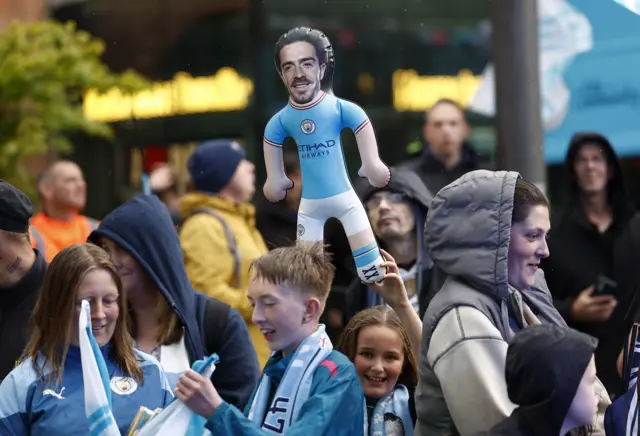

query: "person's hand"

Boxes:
[263, 177, 294, 203]
[358, 160, 390, 188]
[570, 285, 617, 323]
[175, 369, 223, 419]
[370, 250, 411, 309]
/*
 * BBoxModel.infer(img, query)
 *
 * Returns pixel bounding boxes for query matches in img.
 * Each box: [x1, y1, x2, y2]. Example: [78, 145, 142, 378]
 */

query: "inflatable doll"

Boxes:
[262, 27, 391, 284]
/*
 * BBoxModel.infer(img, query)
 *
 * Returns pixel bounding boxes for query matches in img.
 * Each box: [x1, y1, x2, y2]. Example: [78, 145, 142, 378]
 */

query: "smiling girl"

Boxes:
[0, 244, 172, 435]
[338, 250, 422, 436]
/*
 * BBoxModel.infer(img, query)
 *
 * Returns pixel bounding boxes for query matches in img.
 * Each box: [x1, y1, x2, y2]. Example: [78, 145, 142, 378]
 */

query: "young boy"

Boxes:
[175, 242, 365, 435]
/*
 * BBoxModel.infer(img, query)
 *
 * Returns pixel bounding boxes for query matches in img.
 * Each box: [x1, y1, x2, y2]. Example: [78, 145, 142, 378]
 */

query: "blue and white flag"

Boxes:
[79, 300, 121, 436]
[135, 354, 220, 436]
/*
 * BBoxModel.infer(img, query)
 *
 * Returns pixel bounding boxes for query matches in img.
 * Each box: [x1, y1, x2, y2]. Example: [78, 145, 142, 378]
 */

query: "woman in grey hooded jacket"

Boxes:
[414, 170, 610, 436]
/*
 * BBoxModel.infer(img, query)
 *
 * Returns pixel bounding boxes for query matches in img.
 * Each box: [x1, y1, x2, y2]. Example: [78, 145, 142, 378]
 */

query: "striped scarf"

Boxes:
[247, 325, 333, 434]
[364, 385, 413, 436]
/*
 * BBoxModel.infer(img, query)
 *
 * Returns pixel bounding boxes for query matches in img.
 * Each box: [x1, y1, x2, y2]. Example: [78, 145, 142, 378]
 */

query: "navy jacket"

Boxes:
[89, 194, 260, 409]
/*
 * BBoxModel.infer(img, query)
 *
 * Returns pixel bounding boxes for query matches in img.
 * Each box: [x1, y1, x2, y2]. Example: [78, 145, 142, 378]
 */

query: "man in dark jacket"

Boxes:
[88, 194, 260, 409]
[540, 132, 637, 397]
[400, 98, 480, 195]
[325, 167, 441, 337]
[0, 181, 47, 382]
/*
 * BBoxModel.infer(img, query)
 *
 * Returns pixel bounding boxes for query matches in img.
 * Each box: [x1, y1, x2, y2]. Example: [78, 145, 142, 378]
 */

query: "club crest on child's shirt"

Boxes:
[110, 377, 138, 396]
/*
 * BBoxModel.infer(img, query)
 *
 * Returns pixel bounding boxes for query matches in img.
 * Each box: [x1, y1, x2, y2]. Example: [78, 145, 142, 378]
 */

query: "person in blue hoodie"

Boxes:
[88, 194, 260, 410]
[174, 242, 364, 435]
[0, 243, 173, 435]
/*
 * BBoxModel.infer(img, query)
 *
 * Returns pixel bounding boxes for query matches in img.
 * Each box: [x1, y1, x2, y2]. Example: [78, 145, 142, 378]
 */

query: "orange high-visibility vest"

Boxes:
[30, 213, 99, 262]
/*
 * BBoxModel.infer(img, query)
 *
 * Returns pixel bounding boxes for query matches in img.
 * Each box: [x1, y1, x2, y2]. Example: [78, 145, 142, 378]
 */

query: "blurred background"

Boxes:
[4, 0, 640, 217]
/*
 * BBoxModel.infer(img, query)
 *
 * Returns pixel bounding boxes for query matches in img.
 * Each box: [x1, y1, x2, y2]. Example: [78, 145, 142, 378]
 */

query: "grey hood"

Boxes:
[355, 166, 434, 270]
[425, 170, 519, 301]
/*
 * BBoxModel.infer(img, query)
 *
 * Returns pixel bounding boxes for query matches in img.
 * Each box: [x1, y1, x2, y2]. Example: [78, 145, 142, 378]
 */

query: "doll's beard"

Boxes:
[289, 81, 321, 104]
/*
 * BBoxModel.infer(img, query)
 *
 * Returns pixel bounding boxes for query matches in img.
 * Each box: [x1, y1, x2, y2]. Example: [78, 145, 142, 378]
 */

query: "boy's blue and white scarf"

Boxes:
[364, 385, 413, 436]
[247, 324, 333, 434]
[79, 300, 121, 436]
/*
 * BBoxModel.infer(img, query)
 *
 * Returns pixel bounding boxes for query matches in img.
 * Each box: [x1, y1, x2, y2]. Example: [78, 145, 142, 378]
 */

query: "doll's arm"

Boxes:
[263, 115, 293, 202]
[353, 120, 382, 168]
[263, 139, 287, 181]
[341, 99, 390, 187]
[341, 99, 387, 168]
[263, 114, 288, 179]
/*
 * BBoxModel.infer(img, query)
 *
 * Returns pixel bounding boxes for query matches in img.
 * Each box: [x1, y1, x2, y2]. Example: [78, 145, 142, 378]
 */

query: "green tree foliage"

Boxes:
[0, 19, 149, 196]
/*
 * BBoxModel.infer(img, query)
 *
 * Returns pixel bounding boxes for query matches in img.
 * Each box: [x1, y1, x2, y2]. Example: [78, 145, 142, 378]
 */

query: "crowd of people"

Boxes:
[0, 46, 638, 434]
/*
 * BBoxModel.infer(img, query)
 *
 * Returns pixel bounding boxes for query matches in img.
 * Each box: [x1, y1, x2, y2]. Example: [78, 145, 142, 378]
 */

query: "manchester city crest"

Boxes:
[110, 376, 138, 396]
[300, 119, 316, 135]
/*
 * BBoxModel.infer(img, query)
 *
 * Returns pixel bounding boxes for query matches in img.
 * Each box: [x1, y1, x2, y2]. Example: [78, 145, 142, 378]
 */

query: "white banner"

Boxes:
[468, 0, 593, 131]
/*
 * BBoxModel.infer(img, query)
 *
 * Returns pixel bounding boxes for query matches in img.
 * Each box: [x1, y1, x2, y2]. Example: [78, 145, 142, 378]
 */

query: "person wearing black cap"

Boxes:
[476, 324, 600, 436]
[0, 180, 47, 382]
[179, 139, 270, 367]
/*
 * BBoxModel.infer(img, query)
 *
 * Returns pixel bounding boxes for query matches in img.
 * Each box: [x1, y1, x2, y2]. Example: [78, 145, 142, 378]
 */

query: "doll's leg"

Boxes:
[335, 190, 385, 284]
[297, 199, 327, 245]
[348, 227, 385, 284]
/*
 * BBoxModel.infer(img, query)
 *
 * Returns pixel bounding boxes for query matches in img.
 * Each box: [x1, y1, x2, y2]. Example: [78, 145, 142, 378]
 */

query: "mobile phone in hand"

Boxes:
[593, 275, 617, 297]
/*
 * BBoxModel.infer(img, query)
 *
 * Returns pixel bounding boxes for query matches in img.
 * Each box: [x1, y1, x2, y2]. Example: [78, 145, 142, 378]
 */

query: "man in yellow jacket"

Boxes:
[179, 139, 270, 366]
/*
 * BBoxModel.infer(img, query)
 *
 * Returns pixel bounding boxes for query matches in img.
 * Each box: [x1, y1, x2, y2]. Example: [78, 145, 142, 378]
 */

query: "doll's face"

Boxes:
[278, 41, 326, 105]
